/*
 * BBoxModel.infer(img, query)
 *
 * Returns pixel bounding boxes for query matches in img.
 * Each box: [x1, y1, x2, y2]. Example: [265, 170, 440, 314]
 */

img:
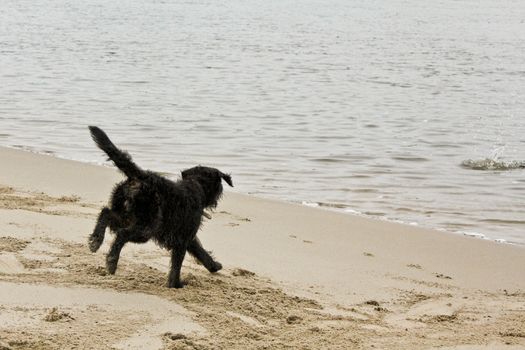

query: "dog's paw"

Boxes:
[106, 257, 118, 275]
[88, 236, 103, 253]
[209, 261, 223, 273]
[167, 281, 185, 289]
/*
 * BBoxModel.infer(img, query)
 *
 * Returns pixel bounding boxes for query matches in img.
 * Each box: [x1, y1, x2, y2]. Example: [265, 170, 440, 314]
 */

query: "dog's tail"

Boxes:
[89, 126, 144, 179]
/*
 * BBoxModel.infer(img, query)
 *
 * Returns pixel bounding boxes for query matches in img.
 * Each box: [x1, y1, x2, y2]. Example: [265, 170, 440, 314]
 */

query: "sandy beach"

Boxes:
[0, 147, 523, 350]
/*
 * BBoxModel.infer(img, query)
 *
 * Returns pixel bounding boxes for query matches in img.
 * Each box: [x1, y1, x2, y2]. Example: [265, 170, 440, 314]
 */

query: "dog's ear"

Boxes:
[220, 172, 233, 187]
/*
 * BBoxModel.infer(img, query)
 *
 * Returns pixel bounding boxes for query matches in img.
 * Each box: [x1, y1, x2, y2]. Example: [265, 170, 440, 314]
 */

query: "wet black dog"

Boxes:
[87, 126, 232, 288]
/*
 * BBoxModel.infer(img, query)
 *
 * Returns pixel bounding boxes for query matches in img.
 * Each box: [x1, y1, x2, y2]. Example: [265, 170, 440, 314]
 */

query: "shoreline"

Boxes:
[3, 144, 521, 247]
[0, 146, 524, 349]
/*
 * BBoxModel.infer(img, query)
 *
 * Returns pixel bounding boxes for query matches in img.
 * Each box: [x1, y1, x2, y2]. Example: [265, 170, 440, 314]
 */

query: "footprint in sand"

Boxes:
[226, 311, 264, 328]
[232, 268, 256, 277]
[163, 332, 187, 341]
[287, 236, 313, 244]
[434, 273, 452, 280]
[43, 307, 74, 322]
[407, 263, 422, 270]
[217, 211, 251, 226]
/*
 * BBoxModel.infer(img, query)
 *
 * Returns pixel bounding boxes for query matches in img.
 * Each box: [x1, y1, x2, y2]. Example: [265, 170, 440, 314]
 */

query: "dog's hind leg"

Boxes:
[187, 238, 222, 273]
[106, 227, 148, 274]
[106, 233, 129, 274]
[89, 207, 112, 253]
[167, 244, 188, 288]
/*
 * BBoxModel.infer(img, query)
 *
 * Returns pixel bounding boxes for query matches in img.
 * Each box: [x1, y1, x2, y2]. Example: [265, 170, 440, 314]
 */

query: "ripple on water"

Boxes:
[392, 156, 430, 162]
[310, 158, 346, 163]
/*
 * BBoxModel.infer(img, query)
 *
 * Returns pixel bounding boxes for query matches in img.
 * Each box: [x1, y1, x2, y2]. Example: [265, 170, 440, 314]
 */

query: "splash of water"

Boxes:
[489, 145, 506, 161]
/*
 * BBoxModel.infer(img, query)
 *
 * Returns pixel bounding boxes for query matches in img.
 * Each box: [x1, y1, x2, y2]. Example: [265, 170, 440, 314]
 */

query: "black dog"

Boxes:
[87, 126, 232, 288]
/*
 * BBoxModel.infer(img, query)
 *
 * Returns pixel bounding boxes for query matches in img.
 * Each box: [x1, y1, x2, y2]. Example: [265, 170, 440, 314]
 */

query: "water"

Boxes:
[1, 0, 524, 244]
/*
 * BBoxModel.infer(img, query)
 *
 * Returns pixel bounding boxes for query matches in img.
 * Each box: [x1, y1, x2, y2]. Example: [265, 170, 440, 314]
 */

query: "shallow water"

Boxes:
[1, 0, 524, 244]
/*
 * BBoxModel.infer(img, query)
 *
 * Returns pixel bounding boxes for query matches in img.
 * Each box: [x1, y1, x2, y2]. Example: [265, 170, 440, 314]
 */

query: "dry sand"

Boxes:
[0, 147, 523, 349]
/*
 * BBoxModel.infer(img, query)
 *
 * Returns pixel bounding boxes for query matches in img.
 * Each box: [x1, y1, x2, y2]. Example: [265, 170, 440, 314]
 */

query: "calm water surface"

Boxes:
[1, 0, 524, 244]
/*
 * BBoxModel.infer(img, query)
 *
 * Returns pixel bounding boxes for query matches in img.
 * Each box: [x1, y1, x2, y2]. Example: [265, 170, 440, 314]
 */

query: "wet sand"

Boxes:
[0, 147, 524, 349]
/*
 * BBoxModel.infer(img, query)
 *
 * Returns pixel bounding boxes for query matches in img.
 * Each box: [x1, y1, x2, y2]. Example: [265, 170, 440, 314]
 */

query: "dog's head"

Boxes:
[181, 166, 233, 208]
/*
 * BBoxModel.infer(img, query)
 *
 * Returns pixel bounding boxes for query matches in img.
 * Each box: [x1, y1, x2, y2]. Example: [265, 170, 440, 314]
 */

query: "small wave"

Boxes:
[301, 201, 319, 208]
[318, 202, 348, 209]
[461, 231, 487, 239]
[461, 158, 525, 171]
[301, 201, 351, 210]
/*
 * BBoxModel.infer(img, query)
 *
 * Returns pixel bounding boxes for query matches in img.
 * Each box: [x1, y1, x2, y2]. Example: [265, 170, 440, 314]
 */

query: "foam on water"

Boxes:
[461, 158, 525, 171]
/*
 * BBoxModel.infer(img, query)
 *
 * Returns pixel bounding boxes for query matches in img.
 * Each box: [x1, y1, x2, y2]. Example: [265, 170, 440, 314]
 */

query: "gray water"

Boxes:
[1, 0, 524, 244]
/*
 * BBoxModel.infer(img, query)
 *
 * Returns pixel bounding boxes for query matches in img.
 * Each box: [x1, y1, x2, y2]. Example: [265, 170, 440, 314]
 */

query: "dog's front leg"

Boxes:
[106, 234, 128, 274]
[168, 245, 187, 288]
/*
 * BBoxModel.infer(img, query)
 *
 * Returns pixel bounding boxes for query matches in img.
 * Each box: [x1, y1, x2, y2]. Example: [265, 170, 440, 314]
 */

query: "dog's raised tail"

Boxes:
[89, 126, 144, 179]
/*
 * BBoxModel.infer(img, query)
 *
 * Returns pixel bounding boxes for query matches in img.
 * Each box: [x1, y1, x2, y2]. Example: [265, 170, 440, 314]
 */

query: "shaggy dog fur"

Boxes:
[87, 126, 233, 288]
